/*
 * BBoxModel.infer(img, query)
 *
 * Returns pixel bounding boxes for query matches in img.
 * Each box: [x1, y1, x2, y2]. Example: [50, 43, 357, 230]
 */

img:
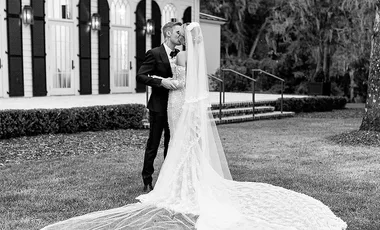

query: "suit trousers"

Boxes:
[142, 110, 170, 185]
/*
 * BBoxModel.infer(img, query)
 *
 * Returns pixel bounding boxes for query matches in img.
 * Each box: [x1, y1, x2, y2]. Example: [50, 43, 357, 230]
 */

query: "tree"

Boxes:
[201, 0, 263, 58]
[360, 1, 380, 131]
[333, 0, 374, 101]
[269, 0, 347, 82]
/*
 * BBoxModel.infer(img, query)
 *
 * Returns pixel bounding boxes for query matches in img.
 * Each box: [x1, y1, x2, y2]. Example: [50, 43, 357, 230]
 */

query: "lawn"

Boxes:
[1, 107, 379, 230]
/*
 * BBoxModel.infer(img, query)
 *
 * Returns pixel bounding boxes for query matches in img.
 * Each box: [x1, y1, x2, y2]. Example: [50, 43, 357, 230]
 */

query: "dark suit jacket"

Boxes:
[136, 45, 173, 113]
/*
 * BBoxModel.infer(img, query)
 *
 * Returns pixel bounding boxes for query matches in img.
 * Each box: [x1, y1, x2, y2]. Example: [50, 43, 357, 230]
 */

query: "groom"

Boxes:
[136, 21, 183, 192]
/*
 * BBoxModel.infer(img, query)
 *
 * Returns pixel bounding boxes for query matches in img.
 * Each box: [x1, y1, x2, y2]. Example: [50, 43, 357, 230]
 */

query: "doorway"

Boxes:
[46, 0, 78, 95]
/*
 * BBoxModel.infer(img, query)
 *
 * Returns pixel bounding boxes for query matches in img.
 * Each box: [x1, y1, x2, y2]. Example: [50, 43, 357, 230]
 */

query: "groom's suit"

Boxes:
[136, 44, 173, 186]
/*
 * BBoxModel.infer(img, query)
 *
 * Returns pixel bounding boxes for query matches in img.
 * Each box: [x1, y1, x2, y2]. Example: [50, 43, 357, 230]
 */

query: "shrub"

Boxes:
[0, 104, 145, 139]
[275, 96, 347, 113]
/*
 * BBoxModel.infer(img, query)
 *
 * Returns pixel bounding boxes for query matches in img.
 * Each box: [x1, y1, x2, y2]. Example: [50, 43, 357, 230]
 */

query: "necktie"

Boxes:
[170, 49, 180, 58]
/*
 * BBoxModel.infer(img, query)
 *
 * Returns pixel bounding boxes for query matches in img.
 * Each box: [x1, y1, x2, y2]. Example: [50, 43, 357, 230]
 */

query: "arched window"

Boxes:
[162, 3, 176, 25]
[110, 0, 132, 92]
[110, 0, 130, 26]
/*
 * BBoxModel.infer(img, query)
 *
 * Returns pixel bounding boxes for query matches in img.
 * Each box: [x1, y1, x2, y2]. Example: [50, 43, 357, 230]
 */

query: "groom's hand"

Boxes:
[161, 78, 178, 90]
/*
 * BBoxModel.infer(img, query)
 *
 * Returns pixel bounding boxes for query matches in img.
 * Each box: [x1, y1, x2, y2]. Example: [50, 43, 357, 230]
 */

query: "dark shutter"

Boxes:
[31, 0, 47, 96]
[78, 0, 92, 94]
[135, 0, 146, 93]
[6, 0, 24, 96]
[98, 0, 110, 94]
[151, 1, 161, 49]
[183, 7, 191, 23]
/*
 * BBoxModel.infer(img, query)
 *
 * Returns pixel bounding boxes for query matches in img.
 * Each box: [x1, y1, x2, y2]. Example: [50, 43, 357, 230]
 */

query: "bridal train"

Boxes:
[41, 22, 347, 230]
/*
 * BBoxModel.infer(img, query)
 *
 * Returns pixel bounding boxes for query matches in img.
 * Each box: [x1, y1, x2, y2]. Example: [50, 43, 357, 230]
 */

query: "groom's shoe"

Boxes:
[143, 183, 154, 192]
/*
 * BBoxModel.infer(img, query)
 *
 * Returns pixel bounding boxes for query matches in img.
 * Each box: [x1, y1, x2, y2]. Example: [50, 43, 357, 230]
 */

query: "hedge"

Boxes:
[274, 96, 348, 113]
[0, 104, 145, 139]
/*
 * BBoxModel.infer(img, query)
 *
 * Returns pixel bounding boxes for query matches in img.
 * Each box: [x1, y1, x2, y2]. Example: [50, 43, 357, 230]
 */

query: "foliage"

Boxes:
[274, 96, 347, 113]
[201, 0, 375, 99]
[0, 104, 145, 139]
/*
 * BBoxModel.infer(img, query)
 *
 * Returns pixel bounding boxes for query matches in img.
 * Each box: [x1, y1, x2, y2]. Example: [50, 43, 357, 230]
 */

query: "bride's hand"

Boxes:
[171, 80, 180, 88]
[161, 78, 178, 90]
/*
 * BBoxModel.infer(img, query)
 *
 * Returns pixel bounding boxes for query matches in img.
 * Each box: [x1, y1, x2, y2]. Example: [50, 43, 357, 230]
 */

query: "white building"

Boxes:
[0, 0, 225, 99]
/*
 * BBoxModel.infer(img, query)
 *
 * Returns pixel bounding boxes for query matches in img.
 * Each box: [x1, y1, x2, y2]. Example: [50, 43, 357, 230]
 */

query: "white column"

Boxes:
[22, 0, 33, 97]
[91, 0, 99, 94]
[0, 0, 7, 98]
[193, 0, 200, 23]
[145, 0, 152, 52]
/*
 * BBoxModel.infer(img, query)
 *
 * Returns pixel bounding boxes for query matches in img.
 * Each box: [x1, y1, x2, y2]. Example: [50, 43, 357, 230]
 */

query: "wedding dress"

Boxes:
[41, 22, 347, 230]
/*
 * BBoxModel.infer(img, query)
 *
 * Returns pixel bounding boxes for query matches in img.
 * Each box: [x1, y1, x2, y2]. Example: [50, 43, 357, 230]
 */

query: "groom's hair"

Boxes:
[162, 21, 183, 38]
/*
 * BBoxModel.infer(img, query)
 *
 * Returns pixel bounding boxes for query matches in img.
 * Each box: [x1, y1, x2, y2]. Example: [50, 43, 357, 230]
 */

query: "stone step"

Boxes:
[143, 111, 295, 128]
[211, 100, 277, 110]
[212, 111, 295, 125]
[211, 106, 274, 118]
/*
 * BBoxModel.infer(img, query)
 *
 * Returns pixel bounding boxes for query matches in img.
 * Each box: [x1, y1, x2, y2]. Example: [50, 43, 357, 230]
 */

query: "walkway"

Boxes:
[0, 92, 307, 110]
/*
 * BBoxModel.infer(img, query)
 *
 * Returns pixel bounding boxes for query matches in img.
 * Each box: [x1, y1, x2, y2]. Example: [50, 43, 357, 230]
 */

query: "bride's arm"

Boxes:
[176, 51, 187, 88]
[176, 51, 187, 67]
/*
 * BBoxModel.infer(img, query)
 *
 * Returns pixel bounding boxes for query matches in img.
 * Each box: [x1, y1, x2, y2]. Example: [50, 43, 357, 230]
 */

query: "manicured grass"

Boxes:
[1, 108, 379, 230]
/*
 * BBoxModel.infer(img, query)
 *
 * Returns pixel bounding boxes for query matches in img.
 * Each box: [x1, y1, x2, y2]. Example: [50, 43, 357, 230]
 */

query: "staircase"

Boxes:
[211, 100, 294, 125]
[142, 100, 295, 128]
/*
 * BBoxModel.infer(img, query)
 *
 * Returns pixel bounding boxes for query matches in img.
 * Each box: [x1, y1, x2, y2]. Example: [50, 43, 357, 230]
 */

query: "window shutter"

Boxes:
[151, 1, 161, 49]
[6, 0, 24, 96]
[79, 0, 92, 94]
[31, 0, 47, 96]
[135, 0, 146, 93]
[183, 7, 191, 23]
[98, 0, 110, 94]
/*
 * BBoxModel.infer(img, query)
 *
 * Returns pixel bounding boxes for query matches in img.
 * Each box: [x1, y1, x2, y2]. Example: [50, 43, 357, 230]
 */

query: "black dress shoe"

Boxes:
[143, 183, 154, 192]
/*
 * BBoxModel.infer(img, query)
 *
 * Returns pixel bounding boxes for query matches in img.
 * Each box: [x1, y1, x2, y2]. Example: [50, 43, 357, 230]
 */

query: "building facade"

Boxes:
[0, 0, 224, 99]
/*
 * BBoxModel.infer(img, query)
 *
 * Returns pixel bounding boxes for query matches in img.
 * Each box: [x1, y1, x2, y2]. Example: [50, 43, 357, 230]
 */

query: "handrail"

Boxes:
[221, 69, 256, 119]
[251, 69, 284, 113]
[208, 75, 223, 82]
[208, 74, 223, 120]
[222, 68, 257, 82]
[251, 69, 284, 82]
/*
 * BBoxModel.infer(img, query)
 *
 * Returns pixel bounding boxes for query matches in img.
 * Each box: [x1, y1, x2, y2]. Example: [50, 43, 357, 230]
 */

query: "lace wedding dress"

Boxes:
[41, 22, 347, 230]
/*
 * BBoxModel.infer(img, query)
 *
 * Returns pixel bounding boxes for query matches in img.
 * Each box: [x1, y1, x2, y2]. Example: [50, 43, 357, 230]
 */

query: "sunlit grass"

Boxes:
[1, 108, 379, 230]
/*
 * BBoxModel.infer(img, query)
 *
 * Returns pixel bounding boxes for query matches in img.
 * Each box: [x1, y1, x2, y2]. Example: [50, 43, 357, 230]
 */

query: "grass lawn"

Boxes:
[1, 107, 379, 230]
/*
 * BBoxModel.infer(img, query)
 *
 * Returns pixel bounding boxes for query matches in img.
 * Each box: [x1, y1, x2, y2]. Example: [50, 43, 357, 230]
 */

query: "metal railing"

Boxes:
[208, 74, 223, 120]
[221, 69, 256, 118]
[251, 69, 284, 113]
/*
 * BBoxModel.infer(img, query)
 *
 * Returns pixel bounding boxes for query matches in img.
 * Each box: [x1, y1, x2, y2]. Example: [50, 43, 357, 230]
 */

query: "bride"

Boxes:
[41, 22, 347, 230]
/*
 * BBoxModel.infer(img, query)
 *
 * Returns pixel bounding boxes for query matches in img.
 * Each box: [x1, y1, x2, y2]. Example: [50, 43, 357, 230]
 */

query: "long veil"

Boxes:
[41, 22, 347, 230]
[40, 22, 231, 230]
[152, 22, 232, 185]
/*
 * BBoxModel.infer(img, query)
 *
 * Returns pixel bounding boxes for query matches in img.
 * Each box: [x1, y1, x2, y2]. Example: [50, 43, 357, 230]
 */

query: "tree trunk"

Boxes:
[360, 3, 380, 132]
[313, 46, 323, 80]
[322, 40, 331, 82]
[248, 20, 267, 59]
[349, 69, 355, 102]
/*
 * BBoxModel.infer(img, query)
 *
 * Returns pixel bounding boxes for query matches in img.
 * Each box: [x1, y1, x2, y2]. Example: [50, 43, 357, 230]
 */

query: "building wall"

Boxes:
[200, 20, 222, 76]
[0, 0, 202, 98]
[0, 0, 7, 98]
